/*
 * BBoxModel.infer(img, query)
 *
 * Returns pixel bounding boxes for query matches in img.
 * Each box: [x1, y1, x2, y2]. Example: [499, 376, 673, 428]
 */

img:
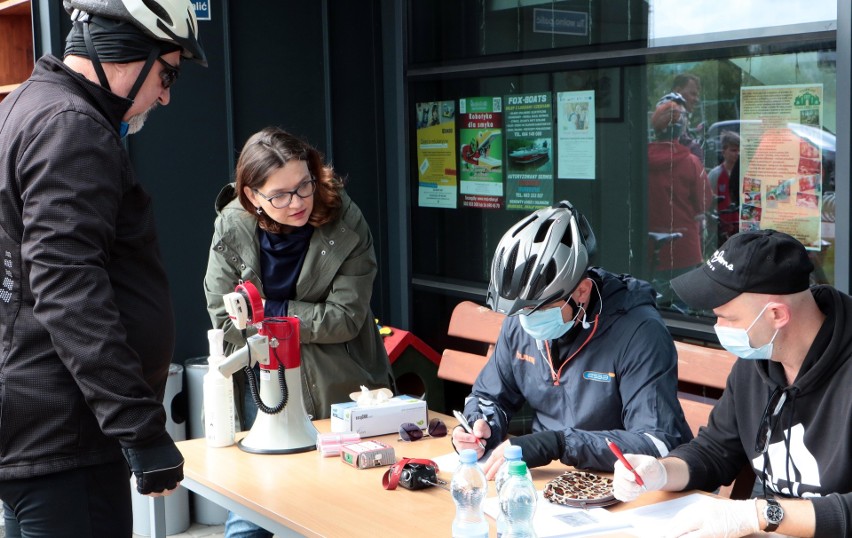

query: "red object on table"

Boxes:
[381, 327, 441, 367]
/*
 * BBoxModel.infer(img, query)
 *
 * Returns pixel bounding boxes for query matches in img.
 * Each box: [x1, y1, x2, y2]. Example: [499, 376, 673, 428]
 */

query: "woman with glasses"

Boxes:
[204, 126, 395, 538]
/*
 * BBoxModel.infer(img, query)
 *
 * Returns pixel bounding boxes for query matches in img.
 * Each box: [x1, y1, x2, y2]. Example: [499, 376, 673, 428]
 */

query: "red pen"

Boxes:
[606, 437, 647, 491]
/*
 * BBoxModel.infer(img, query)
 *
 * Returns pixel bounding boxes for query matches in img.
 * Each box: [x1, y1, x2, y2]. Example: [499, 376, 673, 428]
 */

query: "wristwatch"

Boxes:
[763, 498, 784, 532]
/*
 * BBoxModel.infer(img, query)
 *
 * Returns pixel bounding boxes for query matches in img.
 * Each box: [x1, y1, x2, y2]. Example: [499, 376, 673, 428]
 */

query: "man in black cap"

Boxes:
[0, 1, 205, 536]
[611, 230, 852, 537]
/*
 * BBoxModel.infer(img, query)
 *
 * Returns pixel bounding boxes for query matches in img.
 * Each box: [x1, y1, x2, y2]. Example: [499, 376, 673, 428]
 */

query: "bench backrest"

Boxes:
[437, 301, 504, 385]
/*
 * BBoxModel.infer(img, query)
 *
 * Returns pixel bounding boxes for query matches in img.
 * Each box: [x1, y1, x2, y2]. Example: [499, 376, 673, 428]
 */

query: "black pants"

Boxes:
[0, 461, 132, 538]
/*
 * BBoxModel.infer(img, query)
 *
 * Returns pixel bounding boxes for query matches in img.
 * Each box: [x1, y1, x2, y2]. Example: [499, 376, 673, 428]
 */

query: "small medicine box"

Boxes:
[340, 440, 396, 469]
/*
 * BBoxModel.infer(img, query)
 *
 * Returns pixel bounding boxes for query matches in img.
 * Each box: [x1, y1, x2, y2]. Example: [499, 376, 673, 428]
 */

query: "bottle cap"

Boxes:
[504, 444, 523, 461]
[207, 329, 225, 365]
[459, 448, 478, 464]
[508, 460, 528, 476]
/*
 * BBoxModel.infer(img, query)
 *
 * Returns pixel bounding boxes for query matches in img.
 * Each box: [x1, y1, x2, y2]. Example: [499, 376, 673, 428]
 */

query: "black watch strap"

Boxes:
[763, 498, 784, 532]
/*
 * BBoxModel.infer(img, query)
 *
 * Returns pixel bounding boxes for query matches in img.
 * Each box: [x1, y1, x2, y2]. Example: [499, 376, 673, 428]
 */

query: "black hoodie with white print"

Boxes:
[670, 285, 852, 537]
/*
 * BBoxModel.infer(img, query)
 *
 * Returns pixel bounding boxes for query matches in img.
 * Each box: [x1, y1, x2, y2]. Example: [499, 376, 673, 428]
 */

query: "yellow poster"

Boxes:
[416, 101, 458, 209]
[740, 84, 823, 249]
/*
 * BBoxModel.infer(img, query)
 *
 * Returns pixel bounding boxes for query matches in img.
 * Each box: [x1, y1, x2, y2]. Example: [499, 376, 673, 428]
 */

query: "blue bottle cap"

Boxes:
[459, 448, 478, 464]
[504, 444, 523, 461]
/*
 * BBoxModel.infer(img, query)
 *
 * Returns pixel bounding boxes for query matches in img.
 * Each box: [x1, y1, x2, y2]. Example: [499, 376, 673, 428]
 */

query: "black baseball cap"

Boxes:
[671, 230, 813, 311]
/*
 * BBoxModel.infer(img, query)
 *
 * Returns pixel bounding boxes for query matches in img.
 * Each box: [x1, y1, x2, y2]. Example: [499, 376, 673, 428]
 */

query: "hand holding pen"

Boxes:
[608, 440, 669, 502]
[606, 438, 646, 491]
[453, 410, 486, 450]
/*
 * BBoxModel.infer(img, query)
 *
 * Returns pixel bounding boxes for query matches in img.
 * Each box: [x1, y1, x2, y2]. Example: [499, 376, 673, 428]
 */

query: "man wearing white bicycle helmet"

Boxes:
[452, 201, 692, 479]
[0, 1, 205, 536]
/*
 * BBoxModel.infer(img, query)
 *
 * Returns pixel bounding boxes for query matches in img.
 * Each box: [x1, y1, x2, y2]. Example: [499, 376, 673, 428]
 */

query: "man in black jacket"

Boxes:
[613, 230, 852, 537]
[0, 1, 205, 535]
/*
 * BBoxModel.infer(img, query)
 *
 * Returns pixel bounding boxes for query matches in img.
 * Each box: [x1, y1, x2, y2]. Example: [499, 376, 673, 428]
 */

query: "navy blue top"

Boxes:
[258, 224, 314, 317]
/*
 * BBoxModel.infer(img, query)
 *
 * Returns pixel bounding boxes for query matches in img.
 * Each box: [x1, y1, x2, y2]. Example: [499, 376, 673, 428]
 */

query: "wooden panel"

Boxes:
[437, 349, 489, 385]
[0, 0, 30, 16]
[675, 341, 737, 390]
[677, 392, 716, 437]
[446, 300, 505, 344]
[0, 8, 34, 87]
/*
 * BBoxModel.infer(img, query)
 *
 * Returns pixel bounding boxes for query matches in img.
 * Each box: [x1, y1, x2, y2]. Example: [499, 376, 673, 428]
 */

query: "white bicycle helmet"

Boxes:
[64, 0, 206, 65]
[486, 201, 597, 316]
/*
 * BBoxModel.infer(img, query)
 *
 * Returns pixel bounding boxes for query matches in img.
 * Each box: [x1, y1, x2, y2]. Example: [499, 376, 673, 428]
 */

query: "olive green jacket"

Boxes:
[203, 184, 394, 419]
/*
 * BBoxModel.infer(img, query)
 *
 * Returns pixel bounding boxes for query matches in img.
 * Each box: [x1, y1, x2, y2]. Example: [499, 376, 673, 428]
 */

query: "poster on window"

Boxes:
[416, 101, 458, 209]
[556, 90, 596, 180]
[740, 84, 823, 250]
[504, 93, 554, 210]
[459, 96, 504, 209]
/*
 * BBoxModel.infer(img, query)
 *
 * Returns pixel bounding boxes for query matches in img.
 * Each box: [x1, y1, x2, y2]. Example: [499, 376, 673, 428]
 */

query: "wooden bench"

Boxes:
[437, 301, 504, 386]
[437, 300, 755, 499]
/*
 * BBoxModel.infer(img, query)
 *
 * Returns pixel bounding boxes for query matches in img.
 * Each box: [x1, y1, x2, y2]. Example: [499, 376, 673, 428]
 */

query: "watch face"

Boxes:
[766, 502, 784, 524]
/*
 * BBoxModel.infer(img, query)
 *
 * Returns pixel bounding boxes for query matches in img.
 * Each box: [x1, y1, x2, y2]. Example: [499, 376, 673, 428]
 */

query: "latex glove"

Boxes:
[665, 499, 760, 538]
[122, 432, 184, 496]
[612, 453, 667, 502]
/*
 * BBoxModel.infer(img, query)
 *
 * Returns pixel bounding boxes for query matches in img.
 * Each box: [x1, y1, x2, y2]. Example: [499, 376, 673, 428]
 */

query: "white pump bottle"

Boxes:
[203, 329, 236, 447]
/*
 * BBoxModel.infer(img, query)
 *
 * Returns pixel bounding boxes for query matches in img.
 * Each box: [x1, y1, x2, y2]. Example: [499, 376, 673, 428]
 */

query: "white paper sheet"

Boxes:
[482, 491, 630, 537]
[432, 451, 493, 473]
[609, 493, 717, 536]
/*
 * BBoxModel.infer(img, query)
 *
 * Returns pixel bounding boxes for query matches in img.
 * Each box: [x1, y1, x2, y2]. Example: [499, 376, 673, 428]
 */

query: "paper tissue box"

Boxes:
[330, 395, 428, 438]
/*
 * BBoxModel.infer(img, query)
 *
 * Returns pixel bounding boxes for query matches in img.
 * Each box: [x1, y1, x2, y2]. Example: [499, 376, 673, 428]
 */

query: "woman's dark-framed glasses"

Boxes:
[253, 179, 317, 209]
[754, 388, 787, 454]
[399, 418, 448, 442]
[157, 57, 180, 89]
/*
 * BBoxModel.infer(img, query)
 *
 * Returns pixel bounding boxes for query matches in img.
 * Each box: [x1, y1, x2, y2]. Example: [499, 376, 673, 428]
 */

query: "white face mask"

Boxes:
[714, 303, 779, 360]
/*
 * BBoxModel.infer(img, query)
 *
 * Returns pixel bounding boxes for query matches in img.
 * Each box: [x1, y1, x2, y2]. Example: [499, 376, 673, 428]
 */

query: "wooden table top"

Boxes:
[177, 411, 696, 537]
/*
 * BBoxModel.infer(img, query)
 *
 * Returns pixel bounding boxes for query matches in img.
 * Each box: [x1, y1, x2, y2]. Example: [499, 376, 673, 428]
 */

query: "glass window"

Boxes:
[649, 0, 837, 47]
[408, 0, 837, 63]
[409, 36, 838, 333]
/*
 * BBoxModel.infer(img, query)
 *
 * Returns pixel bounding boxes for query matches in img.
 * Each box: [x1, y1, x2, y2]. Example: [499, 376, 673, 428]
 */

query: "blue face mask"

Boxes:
[119, 121, 130, 139]
[714, 303, 779, 360]
[519, 302, 576, 341]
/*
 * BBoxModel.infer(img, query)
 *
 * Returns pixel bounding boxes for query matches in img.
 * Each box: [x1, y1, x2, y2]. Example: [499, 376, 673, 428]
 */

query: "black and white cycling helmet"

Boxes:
[64, 0, 206, 65]
[657, 92, 686, 108]
[486, 201, 597, 316]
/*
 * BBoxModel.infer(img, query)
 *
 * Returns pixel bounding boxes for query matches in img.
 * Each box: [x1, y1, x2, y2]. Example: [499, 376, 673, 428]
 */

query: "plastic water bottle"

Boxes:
[500, 461, 537, 538]
[203, 329, 235, 447]
[496, 445, 532, 537]
[451, 449, 489, 538]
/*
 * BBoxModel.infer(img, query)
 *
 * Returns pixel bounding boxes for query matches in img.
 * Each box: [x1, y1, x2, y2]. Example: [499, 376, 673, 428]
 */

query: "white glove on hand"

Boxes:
[665, 499, 760, 538]
[612, 454, 667, 502]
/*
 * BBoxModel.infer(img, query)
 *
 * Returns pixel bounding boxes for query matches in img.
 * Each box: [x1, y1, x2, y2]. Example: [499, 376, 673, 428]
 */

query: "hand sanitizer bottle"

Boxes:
[203, 329, 235, 447]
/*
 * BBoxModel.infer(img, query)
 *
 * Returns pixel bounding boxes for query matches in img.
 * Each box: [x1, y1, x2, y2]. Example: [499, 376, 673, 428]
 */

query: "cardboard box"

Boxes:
[340, 441, 396, 469]
[330, 395, 428, 438]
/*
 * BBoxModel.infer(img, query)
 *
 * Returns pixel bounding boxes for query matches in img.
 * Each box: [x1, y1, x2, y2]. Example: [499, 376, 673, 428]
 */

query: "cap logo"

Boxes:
[707, 250, 734, 271]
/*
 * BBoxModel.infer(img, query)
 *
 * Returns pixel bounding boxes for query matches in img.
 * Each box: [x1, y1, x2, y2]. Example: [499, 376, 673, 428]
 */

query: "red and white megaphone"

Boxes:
[220, 282, 318, 454]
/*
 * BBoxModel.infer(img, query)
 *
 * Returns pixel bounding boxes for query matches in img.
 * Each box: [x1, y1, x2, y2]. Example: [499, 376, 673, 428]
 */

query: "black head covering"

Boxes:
[64, 15, 179, 63]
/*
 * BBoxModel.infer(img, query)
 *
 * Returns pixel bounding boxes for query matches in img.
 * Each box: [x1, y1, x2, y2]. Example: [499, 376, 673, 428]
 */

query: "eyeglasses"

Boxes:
[157, 57, 180, 90]
[754, 387, 787, 454]
[398, 418, 448, 442]
[253, 179, 317, 209]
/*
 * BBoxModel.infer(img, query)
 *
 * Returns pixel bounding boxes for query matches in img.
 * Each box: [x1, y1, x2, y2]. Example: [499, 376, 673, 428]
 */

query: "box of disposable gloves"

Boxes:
[330, 391, 427, 438]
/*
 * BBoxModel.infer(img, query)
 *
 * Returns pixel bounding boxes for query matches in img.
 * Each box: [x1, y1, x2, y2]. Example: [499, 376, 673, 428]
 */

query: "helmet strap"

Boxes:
[81, 18, 110, 91]
[126, 47, 160, 102]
